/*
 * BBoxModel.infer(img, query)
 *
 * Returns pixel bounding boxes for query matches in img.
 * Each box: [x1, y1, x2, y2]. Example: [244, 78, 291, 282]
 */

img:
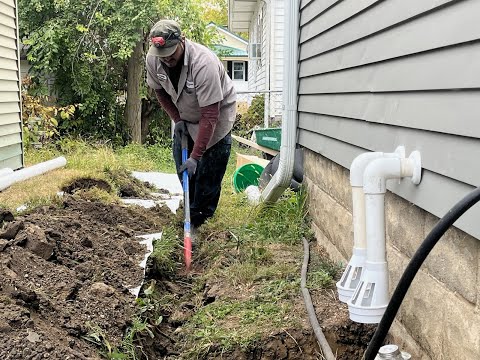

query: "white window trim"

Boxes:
[232, 61, 246, 81]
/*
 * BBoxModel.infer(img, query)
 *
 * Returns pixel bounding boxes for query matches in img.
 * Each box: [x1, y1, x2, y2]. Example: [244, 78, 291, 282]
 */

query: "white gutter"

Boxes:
[0, 157, 67, 192]
[261, 0, 299, 202]
[348, 151, 421, 324]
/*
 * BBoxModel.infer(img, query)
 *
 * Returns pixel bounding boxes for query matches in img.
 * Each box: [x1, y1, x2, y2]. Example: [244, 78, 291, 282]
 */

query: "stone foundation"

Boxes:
[304, 149, 480, 359]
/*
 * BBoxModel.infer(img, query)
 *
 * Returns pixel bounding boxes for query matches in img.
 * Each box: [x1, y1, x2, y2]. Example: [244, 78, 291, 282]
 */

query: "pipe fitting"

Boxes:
[337, 147, 405, 303]
[349, 151, 422, 323]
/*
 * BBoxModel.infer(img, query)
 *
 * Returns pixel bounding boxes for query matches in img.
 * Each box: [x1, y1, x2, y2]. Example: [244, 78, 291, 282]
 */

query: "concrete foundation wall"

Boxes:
[304, 149, 480, 359]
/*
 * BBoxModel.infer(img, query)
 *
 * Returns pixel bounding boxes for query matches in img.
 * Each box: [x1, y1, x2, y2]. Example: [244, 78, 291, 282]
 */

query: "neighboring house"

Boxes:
[296, 0, 480, 359]
[0, 0, 24, 170]
[208, 22, 249, 93]
[228, 0, 284, 124]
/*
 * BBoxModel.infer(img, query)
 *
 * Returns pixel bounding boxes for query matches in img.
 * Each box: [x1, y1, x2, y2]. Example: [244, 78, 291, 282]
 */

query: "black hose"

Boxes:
[301, 238, 336, 360]
[364, 186, 480, 360]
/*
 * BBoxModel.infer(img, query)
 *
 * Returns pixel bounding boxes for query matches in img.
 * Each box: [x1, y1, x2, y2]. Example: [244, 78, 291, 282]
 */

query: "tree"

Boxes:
[197, 0, 228, 26]
[19, 0, 213, 144]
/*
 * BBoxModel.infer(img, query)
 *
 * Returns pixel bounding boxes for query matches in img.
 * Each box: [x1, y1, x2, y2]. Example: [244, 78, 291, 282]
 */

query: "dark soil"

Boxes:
[0, 196, 174, 359]
[0, 176, 373, 359]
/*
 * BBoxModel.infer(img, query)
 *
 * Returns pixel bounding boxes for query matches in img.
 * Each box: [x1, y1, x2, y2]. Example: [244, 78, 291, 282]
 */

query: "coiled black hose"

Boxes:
[364, 186, 480, 360]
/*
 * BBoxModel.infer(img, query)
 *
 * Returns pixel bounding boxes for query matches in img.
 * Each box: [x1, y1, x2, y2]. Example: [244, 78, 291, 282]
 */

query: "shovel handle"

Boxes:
[181, 132, 192, 270]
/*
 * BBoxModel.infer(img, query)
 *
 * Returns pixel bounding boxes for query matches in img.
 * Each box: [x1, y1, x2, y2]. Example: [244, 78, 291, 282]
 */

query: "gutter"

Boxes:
[261, 0, 299, 203]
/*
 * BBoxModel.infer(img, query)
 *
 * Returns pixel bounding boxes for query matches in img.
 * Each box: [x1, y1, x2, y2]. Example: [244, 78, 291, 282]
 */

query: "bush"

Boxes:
[21, 77, 76, 148]
[233, 94, 265, 138]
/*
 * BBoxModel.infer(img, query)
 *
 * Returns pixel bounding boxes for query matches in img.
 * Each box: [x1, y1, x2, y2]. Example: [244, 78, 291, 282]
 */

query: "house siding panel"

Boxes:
[300, 0, 457, 59]
[0, 0, 23, 170]
[298, 0, 480, 242]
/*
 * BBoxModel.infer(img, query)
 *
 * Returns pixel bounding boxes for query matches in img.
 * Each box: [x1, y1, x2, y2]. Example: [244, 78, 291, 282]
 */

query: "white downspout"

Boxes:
[261, 0, 299, 202]
[348, 151, 421, 324]
[263, 0, 271, 128]
[336, 147, 405, 303]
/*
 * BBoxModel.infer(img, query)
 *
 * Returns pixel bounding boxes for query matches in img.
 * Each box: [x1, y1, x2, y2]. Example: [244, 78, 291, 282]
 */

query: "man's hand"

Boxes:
[174, 120, 188, 139]
[179, 157, 198, 178]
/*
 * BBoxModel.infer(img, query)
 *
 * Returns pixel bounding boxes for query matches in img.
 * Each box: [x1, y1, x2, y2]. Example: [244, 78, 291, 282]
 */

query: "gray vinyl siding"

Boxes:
[0, 0, 23, 170]
[297, 0, 480, 240]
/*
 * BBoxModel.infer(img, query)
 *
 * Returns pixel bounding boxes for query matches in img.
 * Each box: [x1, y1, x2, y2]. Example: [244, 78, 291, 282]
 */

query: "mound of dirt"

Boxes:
[0, 196, 174, 359]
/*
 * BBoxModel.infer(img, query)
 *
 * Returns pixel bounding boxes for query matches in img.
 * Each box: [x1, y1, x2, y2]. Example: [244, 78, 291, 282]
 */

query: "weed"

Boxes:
[150, 226, 181, 276]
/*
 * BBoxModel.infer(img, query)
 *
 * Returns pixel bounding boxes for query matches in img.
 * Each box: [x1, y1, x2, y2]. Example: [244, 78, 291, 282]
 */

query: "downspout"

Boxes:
[348, 151, 421, 324]
[337, 147, 405, 303]
[0, 157, 67, 192]
[262, 0, 271, 128]
[261, 0, 299, 203]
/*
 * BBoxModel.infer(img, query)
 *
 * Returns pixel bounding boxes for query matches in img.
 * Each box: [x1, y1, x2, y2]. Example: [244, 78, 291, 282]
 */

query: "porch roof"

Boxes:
[228, 0, 257, 33]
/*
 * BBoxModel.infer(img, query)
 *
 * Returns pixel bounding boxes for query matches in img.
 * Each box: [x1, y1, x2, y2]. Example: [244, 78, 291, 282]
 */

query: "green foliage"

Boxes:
[233, 94, 265, 137]
[198, 0, 228, 26]
[21, 77, 76, 147]
[19, 0, 215, 143]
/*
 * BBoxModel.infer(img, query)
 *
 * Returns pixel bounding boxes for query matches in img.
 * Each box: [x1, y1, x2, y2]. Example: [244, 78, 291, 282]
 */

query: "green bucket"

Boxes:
[232, 163, 264, 193]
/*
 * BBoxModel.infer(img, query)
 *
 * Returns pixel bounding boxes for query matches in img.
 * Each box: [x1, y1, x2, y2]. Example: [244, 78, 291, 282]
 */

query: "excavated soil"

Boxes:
[0, 177, 374, 359]
[0, 196, 173, 359]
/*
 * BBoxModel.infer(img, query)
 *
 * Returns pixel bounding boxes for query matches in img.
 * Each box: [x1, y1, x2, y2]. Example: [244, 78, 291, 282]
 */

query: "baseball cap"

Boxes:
[148, 20, 182, 57]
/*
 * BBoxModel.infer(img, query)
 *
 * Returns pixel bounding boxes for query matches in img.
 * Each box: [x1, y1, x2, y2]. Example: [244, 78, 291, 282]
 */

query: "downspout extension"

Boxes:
[337, 147, 405, 303]
[348, 151, 421, 324]
[261, 0, 299, 203]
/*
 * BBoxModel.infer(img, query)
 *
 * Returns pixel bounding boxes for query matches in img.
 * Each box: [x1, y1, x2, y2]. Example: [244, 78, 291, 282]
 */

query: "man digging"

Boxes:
[146, 19, 237, 236]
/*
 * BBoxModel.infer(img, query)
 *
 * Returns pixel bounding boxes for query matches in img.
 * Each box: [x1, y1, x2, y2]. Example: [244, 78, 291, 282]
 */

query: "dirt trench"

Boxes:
[0, 177, 374, 359]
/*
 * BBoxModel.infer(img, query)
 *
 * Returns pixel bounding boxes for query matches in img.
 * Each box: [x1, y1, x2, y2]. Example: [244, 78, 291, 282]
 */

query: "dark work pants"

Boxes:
[173, 132, 232, 227]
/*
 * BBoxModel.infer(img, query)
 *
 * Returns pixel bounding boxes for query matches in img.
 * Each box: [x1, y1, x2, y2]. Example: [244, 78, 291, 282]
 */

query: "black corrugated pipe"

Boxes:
[301, 238, 336, 360]
[364, 186, 480, 360]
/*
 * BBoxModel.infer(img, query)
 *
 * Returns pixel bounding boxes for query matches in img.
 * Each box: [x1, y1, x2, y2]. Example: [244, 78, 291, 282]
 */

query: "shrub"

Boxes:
[233, 94, 265, 138]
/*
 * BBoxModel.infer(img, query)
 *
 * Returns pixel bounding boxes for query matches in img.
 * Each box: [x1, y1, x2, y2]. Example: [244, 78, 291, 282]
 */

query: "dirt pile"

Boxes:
[0, 172, 374, 359]
[0, 196, 173, 359]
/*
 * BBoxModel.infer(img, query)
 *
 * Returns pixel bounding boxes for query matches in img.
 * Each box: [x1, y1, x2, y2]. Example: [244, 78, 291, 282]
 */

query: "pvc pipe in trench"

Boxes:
[0, 157, 67, 191]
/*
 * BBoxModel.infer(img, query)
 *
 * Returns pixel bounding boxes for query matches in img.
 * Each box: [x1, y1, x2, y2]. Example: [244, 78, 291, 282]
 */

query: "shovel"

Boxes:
[181, 133, 192, 271]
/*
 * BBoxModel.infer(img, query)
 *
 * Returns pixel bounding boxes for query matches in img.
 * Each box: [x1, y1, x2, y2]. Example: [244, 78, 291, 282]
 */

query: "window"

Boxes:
[233, 61, 245, 80]
[248, 43, 261, 59]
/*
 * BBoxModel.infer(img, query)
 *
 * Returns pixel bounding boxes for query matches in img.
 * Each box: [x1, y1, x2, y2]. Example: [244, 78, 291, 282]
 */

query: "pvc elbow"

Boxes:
[363, 158, 402, 194]
[350, 147, 405, 187]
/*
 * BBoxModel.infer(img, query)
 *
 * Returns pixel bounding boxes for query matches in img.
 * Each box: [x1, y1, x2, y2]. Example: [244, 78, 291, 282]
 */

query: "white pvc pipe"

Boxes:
[0, 157, 67, 191]
[261, 0, 299, 203]
[0, 168, 13, 177]
[365, 194, 387, 263]
[337, 148, 404, 303]
[348, 153, 422, 323]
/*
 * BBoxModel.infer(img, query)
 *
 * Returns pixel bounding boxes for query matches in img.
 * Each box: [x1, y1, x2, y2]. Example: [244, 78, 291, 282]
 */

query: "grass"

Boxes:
[0, 138, 175, 210]
[2, 138, 339, 359]
[172, 148, 332, 358]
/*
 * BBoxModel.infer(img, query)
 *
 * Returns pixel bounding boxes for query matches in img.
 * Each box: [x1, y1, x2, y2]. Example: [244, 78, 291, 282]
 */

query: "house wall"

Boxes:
[247, 0, 284, 119]
[216, 28, 248, 52]
[0, 0, 23, 170]
[298, 0, 480, 358]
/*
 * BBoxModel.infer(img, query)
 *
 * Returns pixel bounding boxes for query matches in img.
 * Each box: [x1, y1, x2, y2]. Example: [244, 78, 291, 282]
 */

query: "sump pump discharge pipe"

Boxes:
[337, 147, 405, 303]
[348, 151, 421, 324]
[364, 185, 480, 359]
